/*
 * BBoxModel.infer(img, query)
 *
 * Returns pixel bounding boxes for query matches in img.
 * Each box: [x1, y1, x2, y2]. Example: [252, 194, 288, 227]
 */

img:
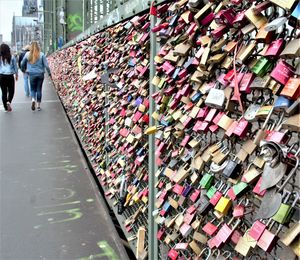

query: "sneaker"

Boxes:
[37, 107, 41, 111]
[31, 100, 36, 111]
[7, 102, 12, 112]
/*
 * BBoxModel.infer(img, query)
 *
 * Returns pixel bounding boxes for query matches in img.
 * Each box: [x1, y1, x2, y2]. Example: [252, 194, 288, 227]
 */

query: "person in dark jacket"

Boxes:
[0, 43, 18, 112]
[18, 45, 31, 97]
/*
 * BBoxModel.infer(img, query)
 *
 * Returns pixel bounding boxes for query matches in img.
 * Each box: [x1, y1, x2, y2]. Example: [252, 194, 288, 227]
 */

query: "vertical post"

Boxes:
[148, 2, 158, 260]
[13, 14, 17, 53]
[53, 0, 57, 51]
[103, 0, 107, 16]
[82, 0, 88, 32]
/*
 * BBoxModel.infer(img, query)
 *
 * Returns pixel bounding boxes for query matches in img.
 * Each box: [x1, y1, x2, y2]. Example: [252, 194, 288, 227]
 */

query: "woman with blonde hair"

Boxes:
[21, 41, 51, 111]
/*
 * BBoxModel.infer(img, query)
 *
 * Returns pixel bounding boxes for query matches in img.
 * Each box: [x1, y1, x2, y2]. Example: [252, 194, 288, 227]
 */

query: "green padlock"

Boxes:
[233, 182, 248, 197]
[206, 186, 217, 199]
[206, 181, 223, 199]
[200, 173, 214, 189]
[272, 191, 299, 224]
[251, 57, 273, 77]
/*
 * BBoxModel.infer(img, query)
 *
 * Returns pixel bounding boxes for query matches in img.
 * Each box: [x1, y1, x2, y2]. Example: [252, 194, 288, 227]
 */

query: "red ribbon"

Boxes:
[233, 43, 244, 114]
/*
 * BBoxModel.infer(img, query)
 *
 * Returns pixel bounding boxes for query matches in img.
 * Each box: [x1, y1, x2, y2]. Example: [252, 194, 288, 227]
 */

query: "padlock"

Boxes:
[253, 177, 267, 196]
[236, 42, 257, 65]
[189, 240, 202, 255]
[282, 112, 300, 132]
[245, 7, 267, 29]
[232, 181, 248, 198]
[281, 77, 300, 100]
[200, 172, 214, 189]
[270, 59, 295, 85]
[168, 248, 179, 260]
[233, 118, 251, 138]
[281, 222, 300, 246]
[282, 37, 300, 59]
[214, 217, 242, 245]
[249, 219, 271, 241]
[244, 96, 264, 121]
[270, 0, 297, 11]
[241, 163, 262, 184]
[211, 147, 230, 165]
[264, 38, 285, 58]
[239, 72, 255, 93]
[197, 247, 212, 259]
[255, 24, 274, 43]
[223, 156, 242, 179]
[217, 114, 234, 130]
[272, 191, 299, 224]
[214, 195, 232, 215]
[202, 218, 223, 236]
[251, 57, 273, 77]
[206, 181, 222, 199]
[205, 87, 226, 109]
[234, 236, 252, 257]
[257, 221, 283, 253]
[198, 192, 213, 216]
[233, 198, 249, 218]
[210, 184, 230, 206]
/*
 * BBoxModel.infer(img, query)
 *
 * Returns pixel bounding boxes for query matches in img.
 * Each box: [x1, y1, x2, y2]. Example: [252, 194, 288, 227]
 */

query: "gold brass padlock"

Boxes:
[217, 114, 234, 130]
[270, 0, 297, 10]
[280, 39, 300, 59]
[245, 7, 267, 29]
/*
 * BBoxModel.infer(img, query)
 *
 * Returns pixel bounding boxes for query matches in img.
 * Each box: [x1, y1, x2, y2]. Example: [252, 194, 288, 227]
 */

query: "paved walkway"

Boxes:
[0, 75, 128, 260]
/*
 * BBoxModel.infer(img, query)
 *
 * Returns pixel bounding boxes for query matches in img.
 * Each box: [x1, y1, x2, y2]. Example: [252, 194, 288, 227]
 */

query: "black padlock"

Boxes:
[223, 156, 242, 179]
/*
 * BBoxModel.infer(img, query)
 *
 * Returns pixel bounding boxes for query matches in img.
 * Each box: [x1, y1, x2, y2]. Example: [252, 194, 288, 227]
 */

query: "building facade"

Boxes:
[22, 0, 38, 17]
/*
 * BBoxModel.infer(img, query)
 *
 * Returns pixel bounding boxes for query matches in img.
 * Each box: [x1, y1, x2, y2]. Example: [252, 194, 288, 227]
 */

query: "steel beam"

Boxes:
[148, 2, 158, 259]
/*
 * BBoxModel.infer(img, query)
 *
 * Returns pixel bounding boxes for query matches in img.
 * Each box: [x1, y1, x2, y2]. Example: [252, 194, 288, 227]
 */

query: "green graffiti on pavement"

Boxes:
[67, 14, 83, 32]
[78, 241, 119, 260]
[37, 208, 82, 224]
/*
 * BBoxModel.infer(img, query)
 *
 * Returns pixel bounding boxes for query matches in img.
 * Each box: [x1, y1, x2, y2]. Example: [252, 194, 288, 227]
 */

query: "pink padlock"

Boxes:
[270, 59, 295, 85]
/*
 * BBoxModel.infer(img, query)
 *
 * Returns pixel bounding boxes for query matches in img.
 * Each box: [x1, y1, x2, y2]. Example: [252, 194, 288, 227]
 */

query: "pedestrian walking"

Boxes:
[18, 45, 31, 97]
[21, 41, 51, 111]
[0, 43, 18, 112]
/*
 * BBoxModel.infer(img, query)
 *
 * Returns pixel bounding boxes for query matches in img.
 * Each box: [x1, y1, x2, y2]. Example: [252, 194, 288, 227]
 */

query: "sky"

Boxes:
[0, 0, 23, 43]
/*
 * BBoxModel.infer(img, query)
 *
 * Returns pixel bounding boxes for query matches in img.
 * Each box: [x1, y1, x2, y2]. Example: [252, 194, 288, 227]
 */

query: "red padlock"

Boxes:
[270, 60, 295, 85]
[264, 39, 285, 57]
[233, 118, 251, 138]
[168, 249, 179, 260]
[202, 219, 220, 236]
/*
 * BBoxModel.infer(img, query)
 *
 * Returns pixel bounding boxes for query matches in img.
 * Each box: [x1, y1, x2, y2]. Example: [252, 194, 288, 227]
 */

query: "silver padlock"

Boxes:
[205, 87, 225, 109]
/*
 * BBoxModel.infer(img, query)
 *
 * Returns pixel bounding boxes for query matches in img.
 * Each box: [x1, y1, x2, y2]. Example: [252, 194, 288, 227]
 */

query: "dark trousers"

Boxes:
[29, 74, 44, 102]
[0, 74, 15, 111]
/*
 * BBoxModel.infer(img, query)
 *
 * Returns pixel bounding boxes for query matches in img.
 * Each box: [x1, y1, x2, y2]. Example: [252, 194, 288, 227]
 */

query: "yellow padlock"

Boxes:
[132, 192, 140, 203]
[215, 196, 232, 215]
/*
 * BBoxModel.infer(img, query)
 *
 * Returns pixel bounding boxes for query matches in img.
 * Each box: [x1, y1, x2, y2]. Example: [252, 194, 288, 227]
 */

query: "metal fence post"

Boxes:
[148, 2, 158, 260]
